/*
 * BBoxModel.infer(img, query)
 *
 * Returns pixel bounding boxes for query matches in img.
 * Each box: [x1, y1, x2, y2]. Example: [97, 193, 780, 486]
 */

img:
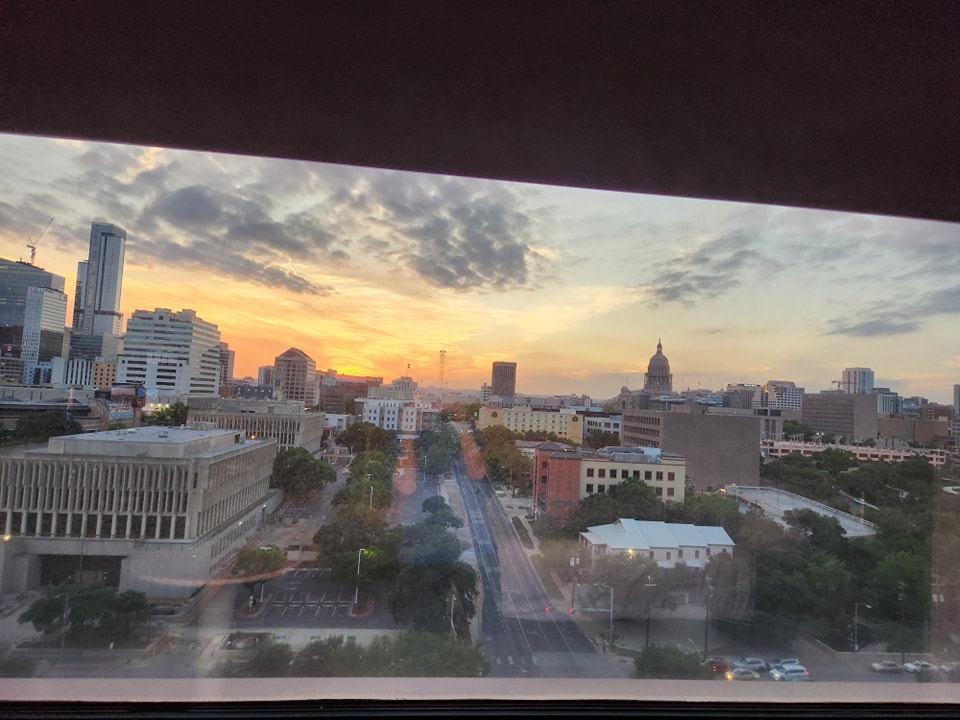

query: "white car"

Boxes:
[870, 660, 902, 673]
[770, 663, 810, 681]
[734, 657, 768, 672]
[903, 661, 937, 673]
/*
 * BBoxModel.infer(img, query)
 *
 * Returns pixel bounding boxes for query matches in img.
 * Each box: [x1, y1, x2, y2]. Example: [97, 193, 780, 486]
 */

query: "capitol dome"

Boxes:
[643, 338, 673, 393]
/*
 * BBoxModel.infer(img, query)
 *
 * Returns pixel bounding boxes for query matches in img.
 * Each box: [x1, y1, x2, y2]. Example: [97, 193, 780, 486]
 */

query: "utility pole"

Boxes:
[898, 581, 906, 666]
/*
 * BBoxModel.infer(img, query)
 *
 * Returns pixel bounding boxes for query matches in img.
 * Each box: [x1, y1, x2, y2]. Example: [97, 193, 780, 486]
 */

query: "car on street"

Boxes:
[939, 661, 960, 673]
[870, 660, 903, 673]
[769, 663, 810, 681]
[768, 656, 801, 668]
[703, 656, 729, 674]
[734, 657, 769, 672]
[725, 668, 761, 681]
[903, 661, 937, 673]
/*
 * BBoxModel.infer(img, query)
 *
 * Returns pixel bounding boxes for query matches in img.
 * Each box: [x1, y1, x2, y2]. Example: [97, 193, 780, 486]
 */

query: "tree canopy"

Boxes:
[145, 401, 189, 427]
[13, 411, 82, 443]
[270, 447, 337, 502]
[19, 583, 151, 647]
[336, 421, 398, 456]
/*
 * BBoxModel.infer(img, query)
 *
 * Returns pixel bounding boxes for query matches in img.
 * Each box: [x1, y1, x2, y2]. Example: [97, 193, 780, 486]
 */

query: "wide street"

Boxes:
[449, 426, 624, 679]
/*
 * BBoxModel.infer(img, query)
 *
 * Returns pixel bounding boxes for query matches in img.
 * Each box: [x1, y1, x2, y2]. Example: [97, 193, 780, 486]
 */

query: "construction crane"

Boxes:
[26, 216, 54, 265]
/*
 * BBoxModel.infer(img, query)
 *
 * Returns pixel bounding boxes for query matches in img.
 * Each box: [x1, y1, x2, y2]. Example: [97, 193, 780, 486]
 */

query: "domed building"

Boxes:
[643, 338, 673, 394]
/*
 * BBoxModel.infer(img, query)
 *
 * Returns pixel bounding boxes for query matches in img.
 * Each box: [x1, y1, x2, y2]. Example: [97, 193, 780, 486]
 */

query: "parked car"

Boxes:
[939, 661, 960, 673]
[769, 663, 810, 681]
[870, 660, 903, 673]
[725, 667, 761, 681]
[768, 656, 801, 668]
[703, 656, 729, 674]
[734, 657, 769, 672]
[903, 661, 937, 673]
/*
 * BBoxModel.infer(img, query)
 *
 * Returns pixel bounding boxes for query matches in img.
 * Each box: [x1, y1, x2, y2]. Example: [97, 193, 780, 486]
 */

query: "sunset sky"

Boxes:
[0, 133, 957, 403]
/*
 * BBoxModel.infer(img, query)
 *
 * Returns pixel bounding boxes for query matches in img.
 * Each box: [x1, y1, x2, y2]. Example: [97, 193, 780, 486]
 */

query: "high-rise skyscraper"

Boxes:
[218, 341, 235, 384]
[842, 367, 874, 394]
[74, 222, 126, 336]
[117, 308, 221, 396]
[273, 348, 317, 405]
[491, 361, 517, 397]
[0, 258, 68, 382]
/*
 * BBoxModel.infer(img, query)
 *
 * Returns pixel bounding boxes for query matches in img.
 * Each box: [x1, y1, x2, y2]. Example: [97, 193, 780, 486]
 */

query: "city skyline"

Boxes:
[0, 133, 957, 403]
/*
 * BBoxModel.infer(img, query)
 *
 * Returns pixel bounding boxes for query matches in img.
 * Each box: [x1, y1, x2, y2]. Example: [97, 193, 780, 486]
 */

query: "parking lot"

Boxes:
[262, 568, 355, 620]
[235, 567, 395, 631]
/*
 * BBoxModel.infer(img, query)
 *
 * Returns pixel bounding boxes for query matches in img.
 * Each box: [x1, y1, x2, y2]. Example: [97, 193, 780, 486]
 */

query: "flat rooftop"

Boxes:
[725, 485, 876, 538]
[35, 426, 273, 459]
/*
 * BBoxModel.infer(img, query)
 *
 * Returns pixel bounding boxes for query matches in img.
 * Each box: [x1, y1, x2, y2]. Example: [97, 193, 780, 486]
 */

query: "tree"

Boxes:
[270, 447, 336, 502]
[564, 478, 664, 534]
[233, 545, 286, 580]
[783, 508, 847, 556]
[19, 584, 151, 646]
[337, 421, 397, 455]
[13, 411, 82, 443]
[421, 496, 462, 529]
[633, 644, 713, 679]
[389, 518, 477, 633]
[219, 640, 295, 677]
[585, 429, 621, 450]
[681, 494, 742, 536]
[146, 401, 189, 426]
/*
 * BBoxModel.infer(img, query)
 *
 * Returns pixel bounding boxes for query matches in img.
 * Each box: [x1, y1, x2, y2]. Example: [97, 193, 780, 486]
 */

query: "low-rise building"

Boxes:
[188, 399, 325, 453]
[532, 445, 686, 523]
[580, 519, 734, 567]
[0, 425, 277, 598]
[763, 439, 947, 468]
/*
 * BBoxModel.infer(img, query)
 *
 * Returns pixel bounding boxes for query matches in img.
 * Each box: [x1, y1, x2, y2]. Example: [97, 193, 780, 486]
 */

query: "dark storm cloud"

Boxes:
[345, 173, 539, 291]
[151, 185, 224, 228]
[639, 231, 771, 307]
[824, 318, 920, 337]
[134, 231, 333, 297]
[823, 283, 960, 338]
[132, 180, 351, 295]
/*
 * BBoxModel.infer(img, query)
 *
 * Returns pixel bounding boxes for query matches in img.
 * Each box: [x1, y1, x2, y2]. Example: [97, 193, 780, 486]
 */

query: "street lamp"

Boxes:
[703, 582, 714, 657]
[644, 575, 657, 647]
[853, 602, 871, 652]
[354, 548, 367, 607]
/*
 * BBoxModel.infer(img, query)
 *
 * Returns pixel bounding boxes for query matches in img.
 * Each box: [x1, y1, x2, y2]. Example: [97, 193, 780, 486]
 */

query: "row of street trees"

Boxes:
[414, 425, 461, 477]
[217, 631, 484, 677]
[473, 426, 532, 495]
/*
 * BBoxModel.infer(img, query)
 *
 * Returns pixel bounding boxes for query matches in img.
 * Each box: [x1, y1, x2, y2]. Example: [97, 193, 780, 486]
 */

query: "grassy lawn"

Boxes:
[530, 554, 565, 601]
[511, 516, 534, 549]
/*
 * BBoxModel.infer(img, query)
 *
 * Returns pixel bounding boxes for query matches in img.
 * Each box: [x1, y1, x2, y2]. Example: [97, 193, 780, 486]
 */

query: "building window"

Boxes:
[621, 469, 628, 479]
[586, 483, 594, 493]
[706, 548, 711, 556]
[667, 487, 675, 498]
[586, 468, 594, 478]
[541, 476, 547, 484]
[598, 484, 605, 493]
[656, 471, 663, 480]
[695, 549, 700, 559]
[655, 486, 663, 496]
[666, 551, 671, 560]
[649, 551, 654, 559]
[678, 549, 683, 558]
[644, 471, 652, 480]
[667, 472, 675, 481]
[598, 468, 606, 478]
[633, 470, 640, 478]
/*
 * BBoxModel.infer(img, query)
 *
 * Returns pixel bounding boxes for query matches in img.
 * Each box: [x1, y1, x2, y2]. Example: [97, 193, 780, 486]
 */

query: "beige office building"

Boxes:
[189, 399, 325, 453]
[478, 405, 583, 442]
[0, 425, 277, 599]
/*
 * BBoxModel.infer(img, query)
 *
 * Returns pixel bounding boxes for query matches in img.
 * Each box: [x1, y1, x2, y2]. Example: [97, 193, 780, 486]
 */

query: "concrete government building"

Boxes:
[0, 425, 278, 599]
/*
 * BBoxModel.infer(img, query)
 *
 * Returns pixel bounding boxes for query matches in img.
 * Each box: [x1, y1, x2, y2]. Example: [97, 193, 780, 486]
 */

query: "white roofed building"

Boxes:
[580, 519, 734, 568]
